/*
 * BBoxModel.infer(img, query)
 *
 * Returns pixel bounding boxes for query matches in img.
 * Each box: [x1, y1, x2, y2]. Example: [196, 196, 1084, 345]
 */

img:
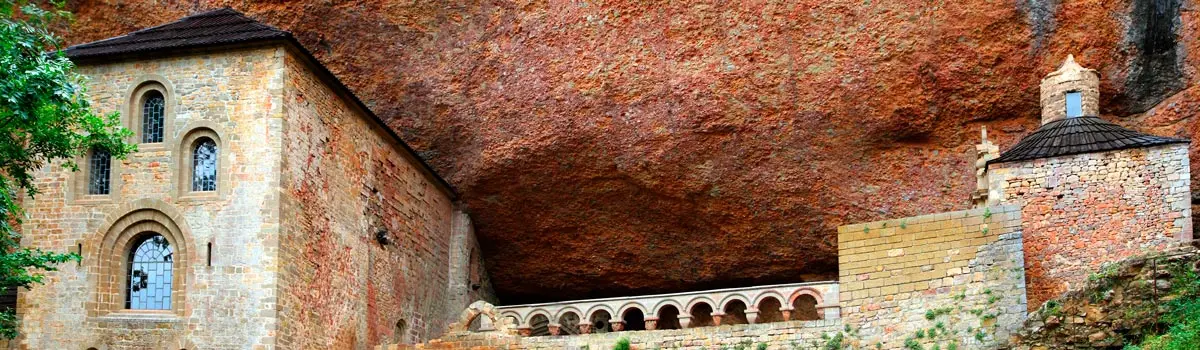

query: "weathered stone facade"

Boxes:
[277, 48, 494, 348]
[17, 41, 492, 349]
[838, 205, 1027, 349]
[988, 144, 1192, 311]
[18, 47, 285, 349]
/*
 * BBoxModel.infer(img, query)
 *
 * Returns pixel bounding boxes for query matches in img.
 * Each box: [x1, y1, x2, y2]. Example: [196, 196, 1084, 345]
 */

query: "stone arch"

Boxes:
[525, 309, 553, 328]
[685, 296, 717, 313]
[556, 310, 582, 335]
[753, 290, 788, 307]
[586, 306, 614, 333]
[652, 299, 685, 316]
[124, 76, 176, 148]
[688, 301, 715, 328]
[789, 290, 822, 321]
[527, 313, 551, 337]
[788, 287, 825, 306]
[620, 306, 646, 331]
[721, 299, 750, 325]
[554, 306, 585, 321]
[756, 296, 785, 323]
[656, 304, 682, 330]
[452, 301, 514, 335]
[718, 293, 752, 311]
[615, 302, 647, 319]
[175, 123, 229, 200]
[86, 199, 194, 317]
[585, 304, 616, 322]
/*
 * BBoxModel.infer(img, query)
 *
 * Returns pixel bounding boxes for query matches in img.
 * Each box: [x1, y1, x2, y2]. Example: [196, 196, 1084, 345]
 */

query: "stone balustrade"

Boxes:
[495, 281, 838, 337]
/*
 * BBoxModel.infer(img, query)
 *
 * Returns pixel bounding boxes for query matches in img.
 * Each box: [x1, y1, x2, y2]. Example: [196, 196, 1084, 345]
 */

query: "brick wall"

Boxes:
[989, 144, 1192, 310]
[837, 206, 1026, 349]
[17, 47, 286, 349]
[277, 49, 486, 349]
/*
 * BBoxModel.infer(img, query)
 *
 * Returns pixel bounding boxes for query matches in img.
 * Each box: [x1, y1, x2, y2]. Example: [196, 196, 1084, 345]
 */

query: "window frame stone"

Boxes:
[70, 147, 123, 205]
[175, 124, 228, 201]
[125, 77, 175, 151]
[86, 200, 192, 319]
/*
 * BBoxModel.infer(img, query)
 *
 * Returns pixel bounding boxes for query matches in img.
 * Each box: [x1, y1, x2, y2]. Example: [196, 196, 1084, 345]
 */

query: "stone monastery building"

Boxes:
[13, 9, 1196, 350]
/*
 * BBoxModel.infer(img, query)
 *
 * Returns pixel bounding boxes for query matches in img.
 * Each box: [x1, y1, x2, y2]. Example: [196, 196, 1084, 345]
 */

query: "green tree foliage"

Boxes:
[0, 0, 133, 339]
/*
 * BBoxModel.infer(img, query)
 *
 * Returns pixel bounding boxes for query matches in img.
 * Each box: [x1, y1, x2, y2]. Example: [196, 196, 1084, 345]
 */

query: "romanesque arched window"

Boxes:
[191, 138, 217, 191]
[126, 233, 173, 310]
[87, 148, 111, 195]
[141, 90, 165, 143]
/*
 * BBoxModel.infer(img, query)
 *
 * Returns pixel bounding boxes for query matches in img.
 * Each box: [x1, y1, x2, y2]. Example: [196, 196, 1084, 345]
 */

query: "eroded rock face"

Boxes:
[61, 0, 1200, 304]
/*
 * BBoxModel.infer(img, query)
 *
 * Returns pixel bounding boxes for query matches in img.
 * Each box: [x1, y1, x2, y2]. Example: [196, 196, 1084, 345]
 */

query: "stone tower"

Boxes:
[1039, 55, 1100, 124]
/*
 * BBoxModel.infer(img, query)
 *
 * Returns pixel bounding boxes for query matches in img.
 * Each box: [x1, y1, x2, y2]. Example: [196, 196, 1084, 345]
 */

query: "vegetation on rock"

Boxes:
[1015, 246, 1200, 349]
[0, 0, 132, 339]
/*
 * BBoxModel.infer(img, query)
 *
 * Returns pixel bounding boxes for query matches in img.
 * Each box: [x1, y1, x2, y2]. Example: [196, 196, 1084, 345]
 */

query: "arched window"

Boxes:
[141, 91, 165, 143]
[126, 234, 173, 310]
[191, 138, 217, 191]
[87, 148, 111, 195]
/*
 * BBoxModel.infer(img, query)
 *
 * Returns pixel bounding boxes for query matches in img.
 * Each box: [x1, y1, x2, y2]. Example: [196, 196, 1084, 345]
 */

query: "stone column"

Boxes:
[578, 323, 593, 334]
[780, 307, 794, 322]
[644, 317, 658, 330]
[711, 313, 725, 326]
[610, 320, 626, 332]
[745, 308, 759, 324]
[548, 324, 561, 336]
[518, 327, 532, 337]
[678, 315, 692, 329]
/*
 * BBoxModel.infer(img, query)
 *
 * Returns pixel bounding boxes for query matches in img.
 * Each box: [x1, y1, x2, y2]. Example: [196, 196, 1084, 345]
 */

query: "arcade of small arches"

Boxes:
[493, 282, 839, 337]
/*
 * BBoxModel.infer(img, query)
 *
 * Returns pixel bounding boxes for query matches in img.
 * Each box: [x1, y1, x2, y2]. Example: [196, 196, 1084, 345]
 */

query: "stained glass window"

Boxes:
[126, 234, 173, 310]
[192, 138, 217, 192]
[88, 148, 111, 195]
[142, 91, 165, 143]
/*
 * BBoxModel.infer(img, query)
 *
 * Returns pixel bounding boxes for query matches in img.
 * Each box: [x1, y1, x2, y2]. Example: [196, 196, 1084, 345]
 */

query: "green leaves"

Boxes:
[0, 0, 131, 339]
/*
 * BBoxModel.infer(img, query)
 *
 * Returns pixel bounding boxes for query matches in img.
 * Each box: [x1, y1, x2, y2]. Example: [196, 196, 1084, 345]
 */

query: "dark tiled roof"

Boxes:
[64, 8, 290, 59]
[989, 116, 1188, 165]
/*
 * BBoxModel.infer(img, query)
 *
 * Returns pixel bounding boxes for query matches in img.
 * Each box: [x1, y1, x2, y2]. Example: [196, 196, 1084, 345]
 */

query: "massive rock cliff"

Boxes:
[61, 0, 1200, 304]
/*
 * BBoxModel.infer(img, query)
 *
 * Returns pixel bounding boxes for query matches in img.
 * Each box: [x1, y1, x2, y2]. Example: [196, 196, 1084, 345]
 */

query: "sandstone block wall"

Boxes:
[379, 320, 842, 350]
[17, 47, 286, 349]
[277, 49, 492, 349]
[989, 144, 1192, 311]
[837, 205, 1027, 349]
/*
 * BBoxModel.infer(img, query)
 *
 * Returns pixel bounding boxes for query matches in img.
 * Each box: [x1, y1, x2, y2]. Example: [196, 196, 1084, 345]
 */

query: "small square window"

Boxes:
[1065, 91, 1083, 117]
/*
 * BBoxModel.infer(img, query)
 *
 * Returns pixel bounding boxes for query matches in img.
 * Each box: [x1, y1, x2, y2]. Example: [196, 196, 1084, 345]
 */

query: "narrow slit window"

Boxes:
[88, 148, 111, 195]
[1065, 91, 1083, 118]
[141, 91, 165, 143]
[191, 138, 217, 192]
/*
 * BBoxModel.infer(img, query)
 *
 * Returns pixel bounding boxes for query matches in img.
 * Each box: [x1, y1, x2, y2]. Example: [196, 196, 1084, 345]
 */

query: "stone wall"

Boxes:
[378, 319, 843, 350]
[277, 48, 487, 349]
[989, 144, 1192, 311]
[16, 47, 286, 349]
[837, 205, 1027, 349]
